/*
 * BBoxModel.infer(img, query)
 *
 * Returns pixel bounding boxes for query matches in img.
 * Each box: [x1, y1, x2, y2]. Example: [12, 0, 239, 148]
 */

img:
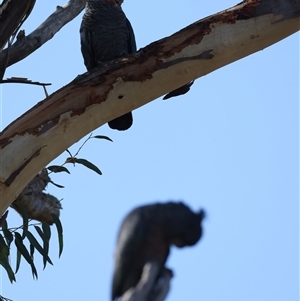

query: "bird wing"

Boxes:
[126, 17, 137, 53]
[112, 210, 146, 299]
[80, 23, 96, 71]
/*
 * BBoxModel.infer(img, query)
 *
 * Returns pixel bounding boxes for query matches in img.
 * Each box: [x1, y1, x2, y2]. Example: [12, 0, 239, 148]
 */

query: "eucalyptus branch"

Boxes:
[0, 78, 51, 86]
[0, 0, 86, 68]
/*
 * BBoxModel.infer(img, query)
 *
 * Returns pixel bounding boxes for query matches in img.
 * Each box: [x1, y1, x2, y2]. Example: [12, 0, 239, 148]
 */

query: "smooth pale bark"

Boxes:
[0, 0, 299, 215]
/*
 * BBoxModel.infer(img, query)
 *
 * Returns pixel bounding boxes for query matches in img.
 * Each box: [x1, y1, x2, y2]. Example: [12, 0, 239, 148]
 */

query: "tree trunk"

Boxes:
[0, 0, 299, 215]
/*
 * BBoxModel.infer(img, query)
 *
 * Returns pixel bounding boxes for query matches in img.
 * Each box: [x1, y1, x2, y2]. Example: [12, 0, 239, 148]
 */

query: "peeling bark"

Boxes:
[0, 0, 299, 215]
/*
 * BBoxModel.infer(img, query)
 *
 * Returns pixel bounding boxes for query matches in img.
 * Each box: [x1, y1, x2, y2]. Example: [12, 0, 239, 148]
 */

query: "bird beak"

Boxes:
[197, 209, 205, 221]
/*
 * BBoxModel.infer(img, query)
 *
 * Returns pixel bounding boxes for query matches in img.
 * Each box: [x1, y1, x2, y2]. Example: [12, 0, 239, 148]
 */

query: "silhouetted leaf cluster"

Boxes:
[48, 133, 112, 177]
[0, 209, 63, 282]
[1, 133, 110, 283]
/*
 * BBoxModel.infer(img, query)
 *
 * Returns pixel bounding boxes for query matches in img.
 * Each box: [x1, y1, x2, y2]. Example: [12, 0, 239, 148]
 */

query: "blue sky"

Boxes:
[0, 1, 299, 301]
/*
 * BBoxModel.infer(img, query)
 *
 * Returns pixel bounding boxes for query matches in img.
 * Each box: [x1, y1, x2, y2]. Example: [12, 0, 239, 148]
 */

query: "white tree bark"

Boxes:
[0, 0, 299, 215]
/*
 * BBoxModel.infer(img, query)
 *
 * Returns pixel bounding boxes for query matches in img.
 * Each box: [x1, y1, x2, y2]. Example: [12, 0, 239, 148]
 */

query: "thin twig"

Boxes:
[0, 78, 51, 86]
[73, 133, 93, 157]
[42, 84, 49, 97]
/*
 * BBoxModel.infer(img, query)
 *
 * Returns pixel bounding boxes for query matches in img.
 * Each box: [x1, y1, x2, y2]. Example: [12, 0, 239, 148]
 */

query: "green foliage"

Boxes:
[51, 214, 63, 258]
[0, 233, 15, 283]
[2, 221, 13, 247]
[66, 157, 102, 175]
[47, 132, 112, 178]
[92, 135, 113, 142]
[0, 295, 14, 301]
[47, 165, 70, 174]
[26, 231, 53, 268]
[0, 210, 64, 282]
[0, 132, 111, 283]
[13, 203, 28, 239]
[15, 232, 38, 278]
[49, 181, 65, 188]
